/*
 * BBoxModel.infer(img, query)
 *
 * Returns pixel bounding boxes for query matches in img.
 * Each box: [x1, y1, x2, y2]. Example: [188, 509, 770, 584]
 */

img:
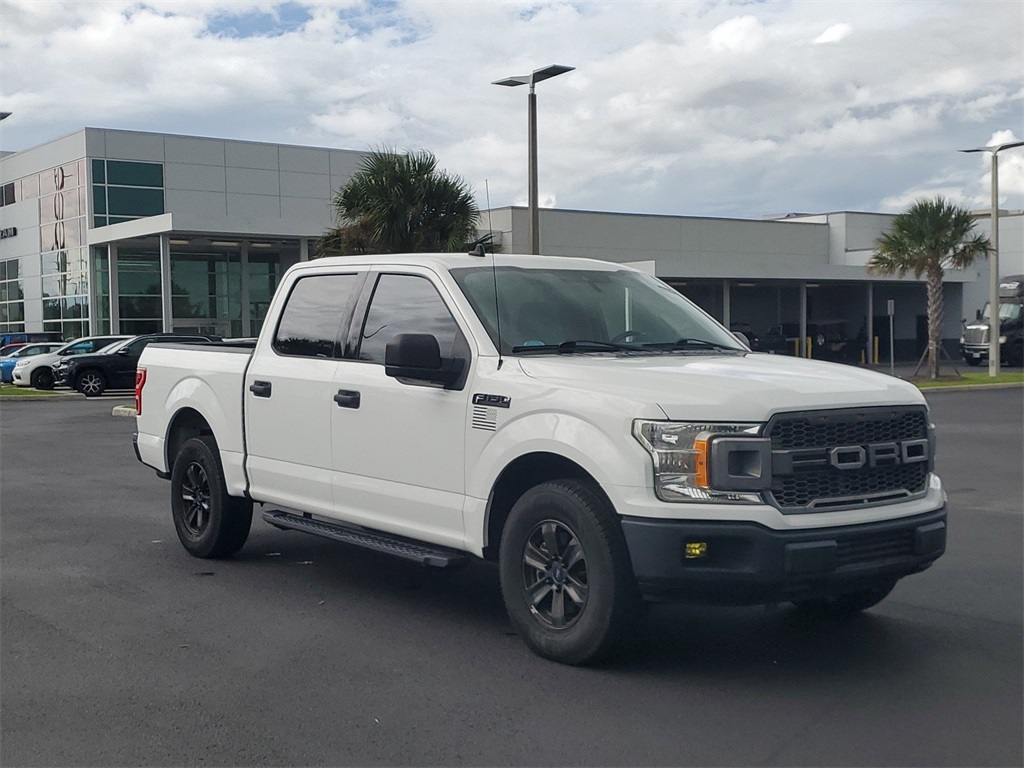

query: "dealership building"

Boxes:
[0, 127, 1019, 360]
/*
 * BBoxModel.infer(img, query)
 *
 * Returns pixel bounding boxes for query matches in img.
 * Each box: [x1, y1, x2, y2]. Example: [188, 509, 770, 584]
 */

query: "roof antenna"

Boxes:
[485, 181, 503, 369]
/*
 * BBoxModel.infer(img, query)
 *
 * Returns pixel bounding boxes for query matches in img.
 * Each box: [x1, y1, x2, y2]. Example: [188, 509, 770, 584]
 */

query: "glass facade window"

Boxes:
[0, 258, 26, 332]
[169, 251, 242, 338]
[91, 160, 164, 228]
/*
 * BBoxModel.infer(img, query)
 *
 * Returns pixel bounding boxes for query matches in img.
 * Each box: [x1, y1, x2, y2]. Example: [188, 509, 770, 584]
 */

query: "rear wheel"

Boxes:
[31, 367, 54, 389]
[76, 369, 106, 397]
[170, 435, 252, 559]
[498, 480, 640, 665]
[792, 582, 896, 617]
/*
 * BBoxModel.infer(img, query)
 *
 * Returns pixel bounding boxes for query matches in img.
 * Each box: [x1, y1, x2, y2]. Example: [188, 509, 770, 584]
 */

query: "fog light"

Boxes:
[684, 541, 708, 559]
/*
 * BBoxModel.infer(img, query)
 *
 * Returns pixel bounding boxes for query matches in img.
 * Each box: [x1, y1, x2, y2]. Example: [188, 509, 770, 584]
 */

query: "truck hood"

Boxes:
[517, 352, 924, 422]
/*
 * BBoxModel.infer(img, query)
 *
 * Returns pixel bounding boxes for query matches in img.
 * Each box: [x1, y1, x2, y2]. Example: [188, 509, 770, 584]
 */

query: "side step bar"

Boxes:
[262, 510, 470, 568]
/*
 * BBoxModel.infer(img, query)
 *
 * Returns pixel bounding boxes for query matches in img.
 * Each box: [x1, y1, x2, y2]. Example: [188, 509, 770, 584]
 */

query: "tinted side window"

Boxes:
[358, 274, 462, 364]
[273, 274, 361, 358]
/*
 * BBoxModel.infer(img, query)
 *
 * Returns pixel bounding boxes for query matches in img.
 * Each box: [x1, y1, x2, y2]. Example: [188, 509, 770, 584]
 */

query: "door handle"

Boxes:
[249, 380, 272, 398]
[334, 389, 360, 408]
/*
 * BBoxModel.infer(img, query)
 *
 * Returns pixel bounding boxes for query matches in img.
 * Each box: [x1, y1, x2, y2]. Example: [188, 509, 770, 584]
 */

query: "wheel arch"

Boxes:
[482, 451, 614, 561]
[164, 407, 215, 473]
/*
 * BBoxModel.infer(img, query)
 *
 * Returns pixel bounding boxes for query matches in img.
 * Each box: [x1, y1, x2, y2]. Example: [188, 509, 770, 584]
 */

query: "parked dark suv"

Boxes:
[53, 333, 220, 397]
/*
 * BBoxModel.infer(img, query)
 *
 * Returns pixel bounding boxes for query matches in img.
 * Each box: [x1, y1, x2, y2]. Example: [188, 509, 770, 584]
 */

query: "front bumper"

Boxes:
[621, 506, 946, 605]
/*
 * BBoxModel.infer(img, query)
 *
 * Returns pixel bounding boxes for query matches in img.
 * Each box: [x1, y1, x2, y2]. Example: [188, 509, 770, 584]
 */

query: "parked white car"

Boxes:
[11, 335, 130, 389]
[1, 342, 66, 383]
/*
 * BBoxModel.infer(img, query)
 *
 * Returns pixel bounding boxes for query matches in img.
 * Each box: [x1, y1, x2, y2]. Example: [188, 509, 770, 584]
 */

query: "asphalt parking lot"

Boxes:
[1, 390, 1021, 767]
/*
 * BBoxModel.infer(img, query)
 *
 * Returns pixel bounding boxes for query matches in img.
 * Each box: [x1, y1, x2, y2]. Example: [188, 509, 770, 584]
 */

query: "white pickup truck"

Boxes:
[135, 253, 947, 664]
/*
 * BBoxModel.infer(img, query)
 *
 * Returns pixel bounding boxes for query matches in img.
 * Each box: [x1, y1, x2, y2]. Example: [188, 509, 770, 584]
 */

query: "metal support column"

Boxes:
[108, 243, 119, 334]
[722, 279, 731, 328]
[240, 241, 251, 337]
[159, 233, 172, 332]
[299, 237, 309, 262]
[866, 283, 874, 364]
[799, 282, 807, 357]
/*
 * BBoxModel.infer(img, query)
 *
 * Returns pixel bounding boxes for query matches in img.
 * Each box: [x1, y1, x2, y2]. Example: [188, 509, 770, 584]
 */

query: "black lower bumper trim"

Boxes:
[621, 507, 946, 605]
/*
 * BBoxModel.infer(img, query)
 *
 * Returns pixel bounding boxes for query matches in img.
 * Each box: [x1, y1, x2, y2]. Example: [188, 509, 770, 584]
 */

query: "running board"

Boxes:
[262, 510, 470, 568]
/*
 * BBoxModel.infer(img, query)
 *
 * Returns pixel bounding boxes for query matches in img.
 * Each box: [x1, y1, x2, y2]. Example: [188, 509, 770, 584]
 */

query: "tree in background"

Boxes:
[317, 148, 479, 256]
[868, 197, 991, 379]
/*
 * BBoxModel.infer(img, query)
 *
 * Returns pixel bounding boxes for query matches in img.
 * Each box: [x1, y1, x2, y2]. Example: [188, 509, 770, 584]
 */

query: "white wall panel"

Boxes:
[165, 189, 227, 220]
[280, 146, 329, 174]
[101, 130, 165, 161]
[281, 196, 332, 226]
[165, 136, 226, 166]
[225, 142, 278, 170]
[280, 171, 330, 199]
[227, 193, 280, 220]
[165, 163, 227, 193]
[226, 167, 280, 195]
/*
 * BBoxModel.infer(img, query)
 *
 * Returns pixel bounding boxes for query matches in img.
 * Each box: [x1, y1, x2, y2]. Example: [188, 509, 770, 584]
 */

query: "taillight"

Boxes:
[135, 367, 147, 415]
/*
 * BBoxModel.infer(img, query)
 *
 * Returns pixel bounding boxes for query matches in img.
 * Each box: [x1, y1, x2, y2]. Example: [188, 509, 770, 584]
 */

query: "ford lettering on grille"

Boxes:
[764, 407, 932, 513]
[829, 439, 930, 470]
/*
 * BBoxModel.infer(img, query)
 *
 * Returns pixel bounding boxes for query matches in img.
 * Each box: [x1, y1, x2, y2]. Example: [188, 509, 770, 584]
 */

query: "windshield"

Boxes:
[981, 302, 1023, 322]
[450, 266, 743, 355]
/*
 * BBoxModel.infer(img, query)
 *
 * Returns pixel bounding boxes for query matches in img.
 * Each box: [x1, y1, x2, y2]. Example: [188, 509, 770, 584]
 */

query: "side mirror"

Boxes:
[385, 333, 464, 387]
[976, 309, 982, 320]
[733, 331, 750, 348]
[117, 347, 131, 356]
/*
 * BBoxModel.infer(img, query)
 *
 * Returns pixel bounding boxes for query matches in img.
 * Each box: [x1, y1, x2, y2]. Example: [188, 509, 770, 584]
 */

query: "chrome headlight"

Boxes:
[632, 420, 771, 503]
[13, 359, 30, 368]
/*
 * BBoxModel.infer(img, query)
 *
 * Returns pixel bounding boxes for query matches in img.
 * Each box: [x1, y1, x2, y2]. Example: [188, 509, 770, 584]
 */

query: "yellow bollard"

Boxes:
[874, 336, 879, 365]
[793, 338, 799, 357]
[806, 337, 812, 358]
[861, 349, 866, 365]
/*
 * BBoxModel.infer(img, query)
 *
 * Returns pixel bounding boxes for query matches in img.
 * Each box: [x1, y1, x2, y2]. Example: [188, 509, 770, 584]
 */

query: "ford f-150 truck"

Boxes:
[134, 253, 947, 664]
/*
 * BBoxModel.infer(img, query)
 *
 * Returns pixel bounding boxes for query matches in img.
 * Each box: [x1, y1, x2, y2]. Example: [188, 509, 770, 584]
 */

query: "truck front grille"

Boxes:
[963, 326, 988, 345]
[765, 407, 931, 513]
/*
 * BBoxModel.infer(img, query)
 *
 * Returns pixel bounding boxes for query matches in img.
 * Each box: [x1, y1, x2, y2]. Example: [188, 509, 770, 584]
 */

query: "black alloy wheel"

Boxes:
[76, 370, 106, 397]
[31, 368, 54, 389]
[522, 520, 589, 630]
[180, 461, 212, 537]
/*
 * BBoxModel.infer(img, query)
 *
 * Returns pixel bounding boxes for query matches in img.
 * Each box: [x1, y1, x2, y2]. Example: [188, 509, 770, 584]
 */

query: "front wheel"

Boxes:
[498, 480, 640, 665]
[31, 367, 54, 389]
[791, 582, 896, 617]
[170, 435, 252, 559]
[76, 370, 106, 397]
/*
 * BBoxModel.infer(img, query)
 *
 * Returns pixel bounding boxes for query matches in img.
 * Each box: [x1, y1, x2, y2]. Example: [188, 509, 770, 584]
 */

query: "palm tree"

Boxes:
[868, 197, 991, 379]
[317, 148, 479, 256]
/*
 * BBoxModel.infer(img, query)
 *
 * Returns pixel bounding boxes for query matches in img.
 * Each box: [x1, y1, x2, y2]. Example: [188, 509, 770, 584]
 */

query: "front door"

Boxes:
[330, 270, 471, 549]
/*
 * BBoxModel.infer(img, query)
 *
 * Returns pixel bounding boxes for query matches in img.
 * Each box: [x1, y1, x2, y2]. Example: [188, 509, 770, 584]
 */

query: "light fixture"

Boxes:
[493, 64, 575, 254]
[959, 140, 1024, 377]
[737, 282, 756, 288]
[169, 239, 190, 245]
[249, 242, 274, 249]
[211, 241, 239, 247]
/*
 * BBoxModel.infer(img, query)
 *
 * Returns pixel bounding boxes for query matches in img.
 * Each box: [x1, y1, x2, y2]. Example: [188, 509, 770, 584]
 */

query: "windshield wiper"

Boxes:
[511, 339, 646, 354]
[641, 338, 744, 352]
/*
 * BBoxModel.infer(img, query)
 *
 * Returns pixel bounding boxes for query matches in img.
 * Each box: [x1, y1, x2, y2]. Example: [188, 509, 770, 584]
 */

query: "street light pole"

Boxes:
[960, 140, 1024, 377]
[494, 65, 574, 254]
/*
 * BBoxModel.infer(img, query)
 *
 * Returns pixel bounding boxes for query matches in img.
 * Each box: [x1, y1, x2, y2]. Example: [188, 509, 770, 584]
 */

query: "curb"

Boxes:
[111, 405, 137, 418]
[918, 382, 1024, 394]
[0, 393, 86, 402]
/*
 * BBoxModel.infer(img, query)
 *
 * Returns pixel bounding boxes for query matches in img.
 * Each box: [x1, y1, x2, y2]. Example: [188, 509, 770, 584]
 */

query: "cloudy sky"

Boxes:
[1, 0, 1021, 219]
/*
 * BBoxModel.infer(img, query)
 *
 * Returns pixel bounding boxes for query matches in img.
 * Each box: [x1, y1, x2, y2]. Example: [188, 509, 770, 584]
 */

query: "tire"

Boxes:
[498, 480, 640, 665]
[31, 367, 54, 390]
[75, 369, 106, 397]
[791, 581, 896, 618]
[964, 356, 980, 367]
[1006, 342, 1023, 369]
[170, 435, 252, 559]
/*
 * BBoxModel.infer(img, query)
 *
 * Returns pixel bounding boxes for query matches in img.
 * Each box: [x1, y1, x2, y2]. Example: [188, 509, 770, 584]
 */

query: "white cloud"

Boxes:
[814, 23, 853, 44]
[0, 0, 1021, 220]
[707, 15, 766, 53]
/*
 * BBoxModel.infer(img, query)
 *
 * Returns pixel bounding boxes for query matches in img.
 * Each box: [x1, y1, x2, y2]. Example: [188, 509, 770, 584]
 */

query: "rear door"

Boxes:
[244, 270, 365, 516]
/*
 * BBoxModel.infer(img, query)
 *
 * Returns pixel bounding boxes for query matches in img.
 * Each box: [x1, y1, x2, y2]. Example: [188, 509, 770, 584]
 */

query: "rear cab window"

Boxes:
[272, 273, 363, 358]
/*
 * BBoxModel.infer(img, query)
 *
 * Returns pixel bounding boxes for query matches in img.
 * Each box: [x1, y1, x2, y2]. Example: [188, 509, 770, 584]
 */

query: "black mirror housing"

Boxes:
[385, 333, 463, 387]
